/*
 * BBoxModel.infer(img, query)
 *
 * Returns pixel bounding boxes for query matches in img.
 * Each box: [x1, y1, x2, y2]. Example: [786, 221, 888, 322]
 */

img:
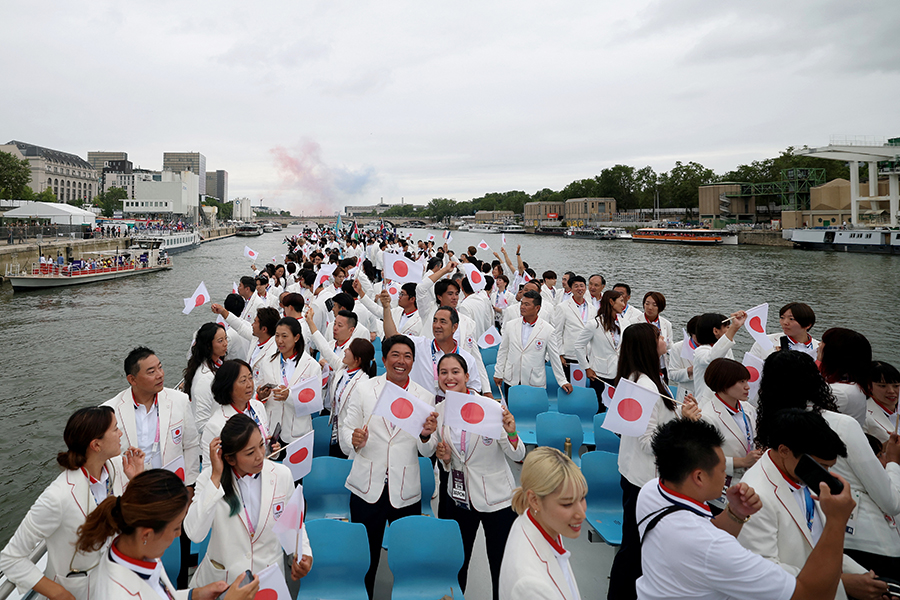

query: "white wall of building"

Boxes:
[125, 171, 200, 220]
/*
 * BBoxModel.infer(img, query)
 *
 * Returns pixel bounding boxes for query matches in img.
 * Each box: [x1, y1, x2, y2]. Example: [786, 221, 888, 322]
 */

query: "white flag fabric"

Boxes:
[742, 352, 765, 400]
[478, 326, 502, 348]
[477, 239, 490, 251]
[372, 381, 433, 437]
[383, 280, 401, 301]
[601, 383, 616, 408]
[290, 375, 323, 417]
[569, 363, 588, 388]
[443, 390, 504, 439]
[215, 314, 229, 330]
[428, 233, 435, 242]
[502, 233, 507, 246]
[243, 246, 258, 260]
[315, 264, 337, 288]
[183, 281, 210, 315]
[744, 303, 773, 351]
[461, 264, 487, 292]
[680, 329, 696, 361]
[443, 230, 451, 240]
[383, 253, 423, 284]
[256, 563, 292, 600]
[601, 378, 661, 437]
[232, 281, 239, 294]
[522, 271, 533, 282]
[272, 484, 305, 555]
[162, 455, 185, 482]
[283, 431, 314, 480]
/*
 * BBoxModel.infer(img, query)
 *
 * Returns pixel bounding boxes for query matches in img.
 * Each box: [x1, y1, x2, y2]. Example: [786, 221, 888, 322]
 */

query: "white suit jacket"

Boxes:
[184, 461, 310, 588]
[103, 387, 200, 485]
[189, 363, 216, 436]
[340, 375, 437, 508]
[691, 336, 735, 403]
[359, 294, 422, 338]
[201, 400, 269, 466]
[618, 375, 680, 488]
[223, 312, 278, 386]
[666, 340, 694, 403]
[94, 552, 187, 600]
[551, 297, 592, 362]
[0, 460, 127, 599]
[865, 397, 895, 444]
[239, 292, 264, 323]
[499, 513, 581, 600]
[458, 292, 493, 339]
[738, 451, 865, 600]
[749, 332, 819, 361]
[494, 317, 568, 388]
[453, 313, 490, 393]
[257, 352, 321, 444]
[574, 319, 620, 379]
[699, 395, 756, 482]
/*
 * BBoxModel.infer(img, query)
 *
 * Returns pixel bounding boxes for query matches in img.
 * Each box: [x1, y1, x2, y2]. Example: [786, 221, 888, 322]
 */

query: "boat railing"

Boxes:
[11, 256, 172, 279]
[0, 540, 46, 600]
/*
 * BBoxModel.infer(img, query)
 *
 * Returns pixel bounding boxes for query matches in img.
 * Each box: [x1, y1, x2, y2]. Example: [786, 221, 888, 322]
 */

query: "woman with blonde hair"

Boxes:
[499, 447, 587, 600]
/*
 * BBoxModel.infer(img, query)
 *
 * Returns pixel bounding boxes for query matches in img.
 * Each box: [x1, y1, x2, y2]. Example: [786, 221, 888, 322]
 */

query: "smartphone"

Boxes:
[216, 570, 253, 599]
[877, 577, 900, 600]
[795, 454, 843, 495]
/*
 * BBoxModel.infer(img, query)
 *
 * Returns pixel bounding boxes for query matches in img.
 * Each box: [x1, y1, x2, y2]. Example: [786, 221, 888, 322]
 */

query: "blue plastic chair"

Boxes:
[535, 411, 584, 466]
[372, 336, 382, 354]
[387, 515, 466, 600]
[485, 362, 502, 398]
[507, 386, 550, 445]
[481, 344, 499, 366]
[558, 386, 599, 446]
[311, 415, 332, 457]
[419, 456, 436, 517]
[581, 450, 624, 545]
[189, 532, 210, 568]
[303, 456, 353, 520]
[545, 363, 561, 403]
[297, 519, 369, 600]
[593, 413, 621, 454]
[160, 537, 180, 585]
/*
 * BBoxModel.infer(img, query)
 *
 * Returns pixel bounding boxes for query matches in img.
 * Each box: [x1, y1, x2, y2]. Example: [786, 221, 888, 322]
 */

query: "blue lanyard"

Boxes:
[738, 405, 753, 453]
[802, 486, 815, 531]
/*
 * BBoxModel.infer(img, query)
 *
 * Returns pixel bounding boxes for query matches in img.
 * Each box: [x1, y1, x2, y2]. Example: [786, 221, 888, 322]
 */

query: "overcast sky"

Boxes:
[3, 0, 898, 215]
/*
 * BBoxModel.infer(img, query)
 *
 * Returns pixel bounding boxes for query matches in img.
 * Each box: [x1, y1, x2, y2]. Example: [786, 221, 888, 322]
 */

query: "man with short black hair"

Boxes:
[613, 282, 643, 326]
[552, 275, 592, 375]
[540, 270, 560, 307]
[237, 275, 262, 323]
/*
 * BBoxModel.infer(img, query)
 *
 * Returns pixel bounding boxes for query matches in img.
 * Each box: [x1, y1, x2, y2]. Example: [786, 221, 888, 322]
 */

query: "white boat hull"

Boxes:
[9, 265, 171, 291]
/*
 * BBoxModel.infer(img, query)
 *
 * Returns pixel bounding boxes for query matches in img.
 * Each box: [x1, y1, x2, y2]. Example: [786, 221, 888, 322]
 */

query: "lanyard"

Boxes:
[237, 403, 268, 440]
[431, 340, 457, 366]
[234, 471, 257, 537]
[133, 393, 160, 453]
[717, 395, 753, 453]
[280, 353, 296, 387]
[802, 486, 815, 531]
[82, 466, 113, 505]
[334, 369, 359, 415]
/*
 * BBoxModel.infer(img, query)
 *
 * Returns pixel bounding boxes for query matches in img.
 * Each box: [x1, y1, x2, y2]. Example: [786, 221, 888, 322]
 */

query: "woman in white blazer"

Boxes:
[575, 289, 625, 386]
[0, 407, 143, 600]
[748, 302, 819, 360]
[756, 351, 900, 587]
[691, 311, 745, 403]
[818, 327, 872, 430]
[256, 317, 322, 447]
[314, 336, 375, 458]
[666, 315, 699, 404]
[185, 415, 312, 588]
[183, 322, 228, 434]
[434, 354, 523, 600]
[636, 291, 674, 380]
[77, 469, 259, 600]
[609, 323, 700, 600]
[499, 446, 587, 600]
[865, 361, 900, 444]
[202, 360, 271, 465]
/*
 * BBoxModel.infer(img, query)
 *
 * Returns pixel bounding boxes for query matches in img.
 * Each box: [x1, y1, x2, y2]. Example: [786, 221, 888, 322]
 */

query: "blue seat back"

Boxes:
[481, 344, 499, 365]
[545, 363, 561, 398]
[558, 386, 598, 424]
[581, 450, 621, 509]
[535, 411, 583, 452]
[303, 456, 353, 520]
[311, 415, 332, 457]
[507, 386, 549, 423]
[593, 413, 621, 453]
[160, 536, 180, 585]
[298, 519, 369, 600]
[387, 515, 466, 600]
[419, 456, 436, 516]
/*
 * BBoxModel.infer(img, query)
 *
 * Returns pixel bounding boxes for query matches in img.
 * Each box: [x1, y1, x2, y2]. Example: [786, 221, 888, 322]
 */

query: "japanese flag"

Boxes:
[255, 563, 292, 600]
[443, 390, 504, 439]
[272, 484, 305, 555]
[315, 264, 337, 288]
[215, 313, 229, 330]
[570, 363, 588, 388]
[283, 431, 315, 480]
[601, 378, 660, 437]
[372, 381, 434, 438]
[290, 375, 323, 417]
[162, 455, 185, 482]
[522, 271, 533, 283]
[384, 280, 401, 302]
[497, 294, 509, 308]
[477, 239, 490, 251]
[502, 233, 507, 246]
[478, 326, 502, 349]
[232, 281, 239, 294]
[428, 233, 435, 242]
[383, 253, 423, 284]
[742, 352, 765, 400]
[182, 281, 210, 315]
[601, 383, 616, 408]
[461, 264, 486, 292]
[680, 329, 696, 361]
[243, 246, 258, 260]
[744, 303, 773, 351]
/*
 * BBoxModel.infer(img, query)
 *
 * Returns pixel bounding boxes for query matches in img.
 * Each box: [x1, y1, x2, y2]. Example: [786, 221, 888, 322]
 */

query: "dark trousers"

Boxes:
[437, 470, 516, 600]
[588, 377, 608, 413]
[845, 548, 900, 580]
[607, 476, 642, 600]
[350, 488, 420, 599]
[328, 440, 348, 459]
[176, 527, 192, 589]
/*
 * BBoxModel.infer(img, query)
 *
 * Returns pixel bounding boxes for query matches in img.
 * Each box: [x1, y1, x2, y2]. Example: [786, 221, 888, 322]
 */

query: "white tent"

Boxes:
[3, 202, 97, 226]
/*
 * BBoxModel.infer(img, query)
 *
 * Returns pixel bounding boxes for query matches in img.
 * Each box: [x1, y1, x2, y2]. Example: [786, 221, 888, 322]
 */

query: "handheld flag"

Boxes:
[569, 363, 588, 388]
[256, 563, 292, 600]
[232, 281, 239, 294]
[290, 375, 323, 417]
[372, 381, 433, 437]
[680, 329, 696, 361]
[427, 233, 436, 242]
[243, 246, 258, 260]
[215, 313, 229, 330]
[742, 352, 765, 400]
[502, 233, 507, 246]
[315, 264, 337, 288]
[443, 230, 451, 240]
[383, 253, 424, 284]
[478, 326, 502, 349]
[601, 378, 660, 437]
[283, 431, 315, 480]
[461, 264, 486, 292]
[162, 455, 185, 482]
[272, 484, 306, 555]
[384, 280, 401, 302]
[477, 239, 490, 251]
[744, 303, 773, 351]
[183, 281, 210, 315]
[601, 383, 616, 408]
[443, 390, 504, 439]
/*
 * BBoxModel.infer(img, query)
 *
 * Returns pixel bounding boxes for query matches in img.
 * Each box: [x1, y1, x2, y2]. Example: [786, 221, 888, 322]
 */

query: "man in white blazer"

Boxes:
[738, 410, 877, 600]
[612, 283, 643, 326]
[551, 275, 592, 377]
[340, 335, 438, 598]
[356, 279, 422, 338]
[237, 276, 263, 323]
[494, 290, 570, 395]
[212, 304, 279, 387]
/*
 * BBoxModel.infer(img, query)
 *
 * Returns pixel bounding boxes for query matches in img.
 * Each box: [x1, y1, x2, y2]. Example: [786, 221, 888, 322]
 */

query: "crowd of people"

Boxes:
[2, 225, 900, 600]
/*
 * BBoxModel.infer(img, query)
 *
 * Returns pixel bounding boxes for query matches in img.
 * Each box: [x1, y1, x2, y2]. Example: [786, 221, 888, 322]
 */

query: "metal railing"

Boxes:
[0, 541, 45, 600]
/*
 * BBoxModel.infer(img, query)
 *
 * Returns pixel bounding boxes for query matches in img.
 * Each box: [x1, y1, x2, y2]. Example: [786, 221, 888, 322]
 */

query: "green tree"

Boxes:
[596, 165, 639, 210]
[0, 151, 32, 199]
[94, 187, 128, 217]
[422, 198, 459, 220]
[658, 161, 718, 211]
[35, 188, 57, 203]
[634, 166, 658, 210]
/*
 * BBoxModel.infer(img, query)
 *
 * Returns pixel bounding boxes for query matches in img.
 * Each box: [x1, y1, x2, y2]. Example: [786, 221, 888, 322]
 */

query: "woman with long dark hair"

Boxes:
[184, 322, 228, 433]
[818, 327, 873, 429]
[201, 359, 271, 465]
[575, 290, 625, 385]
[0, 407, 143, 600]
[607, 323, 700, 600]
[185, 415, 312, 587]
[324, 337, 376, 458]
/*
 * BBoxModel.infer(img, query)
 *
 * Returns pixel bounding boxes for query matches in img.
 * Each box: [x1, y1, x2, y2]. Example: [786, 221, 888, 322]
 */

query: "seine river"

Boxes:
[0, 226, 898, 546]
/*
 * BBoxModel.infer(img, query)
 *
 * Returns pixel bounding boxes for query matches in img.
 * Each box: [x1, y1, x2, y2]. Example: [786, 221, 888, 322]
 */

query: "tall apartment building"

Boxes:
[87, 151, 128, 171]
[205, 170, 228, 203]
[1, 140, 98, 203]
[163, 152, 206, 195]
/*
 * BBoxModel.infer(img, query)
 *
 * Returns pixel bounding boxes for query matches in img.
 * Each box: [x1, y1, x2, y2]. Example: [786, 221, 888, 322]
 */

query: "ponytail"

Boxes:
[348, 338, 376, 378]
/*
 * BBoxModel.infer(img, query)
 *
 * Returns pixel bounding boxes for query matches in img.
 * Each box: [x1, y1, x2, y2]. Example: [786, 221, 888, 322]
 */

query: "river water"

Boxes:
[1, 227, 898, 546]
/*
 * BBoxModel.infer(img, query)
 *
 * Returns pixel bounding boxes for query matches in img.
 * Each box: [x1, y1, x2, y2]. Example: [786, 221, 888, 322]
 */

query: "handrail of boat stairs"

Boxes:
[0, 541, 46, 600]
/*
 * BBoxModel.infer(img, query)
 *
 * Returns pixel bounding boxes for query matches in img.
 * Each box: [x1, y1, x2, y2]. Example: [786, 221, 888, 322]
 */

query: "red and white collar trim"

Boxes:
[80, 465, 107, 485]
[110, 540, 158, 573]
[131, 391, 158, 410]
[657, 481, 713, 518]
[787, 335, 813, 347]
[523, 317, 538, 326]
[873, 399, 896, 417]
[526, 509, 567, 555]
[768, 450, 801, 490]
[403, 309, 417, 316]
[715, 393, 740, 414]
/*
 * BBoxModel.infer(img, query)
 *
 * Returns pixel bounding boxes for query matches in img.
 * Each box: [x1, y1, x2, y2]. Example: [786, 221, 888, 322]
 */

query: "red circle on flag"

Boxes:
[194, 294, 206, 306]
[389, 286, 398, 295]
[573, 370, 584, 381]
[749, 316, 764, 333]
[391, 398, 414, 419]
[471, 271, 482, 284]
[479, 243, 487, 249]
[606, 387, 615, 399]
[290, 448, 309, 464]
[256, 590, 278, 600]
[485, 334, 495, 344]
[461, 402, 485, 424]
[747, 366, 760, 382]
[394, 261, 409, 277]
[298, 388, 316, 403]
[617, 398, 643, 422]
[175, 468, 185, 481]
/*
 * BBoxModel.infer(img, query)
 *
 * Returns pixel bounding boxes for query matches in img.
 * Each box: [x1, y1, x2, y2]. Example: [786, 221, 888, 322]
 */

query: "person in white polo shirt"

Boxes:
[636, 418, 855, 600]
